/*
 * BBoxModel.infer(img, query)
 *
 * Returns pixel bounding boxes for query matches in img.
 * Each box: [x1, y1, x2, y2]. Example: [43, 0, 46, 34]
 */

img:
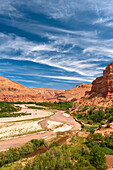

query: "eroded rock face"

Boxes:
[91, 62, 113, 97]
[0, 76, 62, 102]
[0, 76, 91, 102]
[78, 62, 113, 107]
[56, 83, 92, 101]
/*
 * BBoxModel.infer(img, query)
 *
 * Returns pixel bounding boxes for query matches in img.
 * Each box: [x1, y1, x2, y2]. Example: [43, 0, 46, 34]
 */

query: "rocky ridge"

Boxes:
[0, 76, 91, 102]
[56, 83, 91, 102]
[0, 76, 61, 102]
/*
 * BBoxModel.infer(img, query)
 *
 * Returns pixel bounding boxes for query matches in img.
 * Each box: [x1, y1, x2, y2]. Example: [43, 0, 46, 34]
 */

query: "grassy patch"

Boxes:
[0, 139, 45, 167]
[84, 126, 97, 132]
[0, 112, 31, 118]
[101, 147, 113, 155]
[27, 106, 46, 110]
[36, 101, 73, 111]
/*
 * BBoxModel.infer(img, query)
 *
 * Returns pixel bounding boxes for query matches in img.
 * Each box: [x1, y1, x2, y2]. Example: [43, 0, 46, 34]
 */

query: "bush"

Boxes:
[81, 105, 89, 112]
[88, 107, 94, 115]
[36, 102, 73, 111]
[90, 129, 95, 134]
[106, 123, 110, 128]
[87, 120, 93, 125]
[72, 112, 76, 117]
[90, 110, 104, 123]
[50, 141, 59, 147]
[81, 124, 85, 129]
[101, 147, 113, 155]
[99, 124, 102, 129]
[0, 139, 45, 167]
[90, 145, 106, 169]
[30, 139, 45, 147]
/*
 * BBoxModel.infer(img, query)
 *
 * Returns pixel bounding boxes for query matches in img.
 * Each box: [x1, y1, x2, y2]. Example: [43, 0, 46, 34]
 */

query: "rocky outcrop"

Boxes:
[91, 62, 113, 98]
[78, 62, 113, 107]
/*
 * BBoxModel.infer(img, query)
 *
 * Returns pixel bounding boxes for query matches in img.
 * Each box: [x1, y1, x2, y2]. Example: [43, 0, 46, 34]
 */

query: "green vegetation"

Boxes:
[72, 106, 113, 124]
[0, 112, 31, 118]
[49, 141, 60, 148]
[0, 134, 108, 169]
[36, 101, 73, 111]
[5, 101, 73, 111]
[84, 126, 96, 133]
[22, 136, 106, 170]
[0, 139, 45, 167]
[0, 102, 27, 117]
[86, 133, 113, 155]
[27, 106, 46, 110]
[8, 101, 36, 104]
[0, 102, 20, 113]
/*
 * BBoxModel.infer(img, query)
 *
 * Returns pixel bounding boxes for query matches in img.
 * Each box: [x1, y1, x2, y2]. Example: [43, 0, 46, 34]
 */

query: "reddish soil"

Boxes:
[106, 155, 113, 170]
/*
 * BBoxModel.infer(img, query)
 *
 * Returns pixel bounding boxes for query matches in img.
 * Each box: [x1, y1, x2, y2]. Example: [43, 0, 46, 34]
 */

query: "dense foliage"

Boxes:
[86, 133, 113, 155]
[24, 139, 106, 170]
[0, 112, 31, 118]
[0, 102, 30, 117]
[0, 102, 20, 113]
[36, 101, 73, 110]
[0, 139, 45, 167]
[0, 134, 108, 169]
[27, 106, 45, 110]
[6, 101, 74, 110]
[73, 106, 113, 123]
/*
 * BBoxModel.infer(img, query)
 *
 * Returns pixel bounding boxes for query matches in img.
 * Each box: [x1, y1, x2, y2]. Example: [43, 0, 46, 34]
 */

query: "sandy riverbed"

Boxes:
[0, 104, 81, 151]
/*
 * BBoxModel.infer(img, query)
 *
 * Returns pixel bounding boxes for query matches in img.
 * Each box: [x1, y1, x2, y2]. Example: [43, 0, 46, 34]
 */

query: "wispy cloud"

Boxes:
[1, 0, 113, 89]
[36, 75, 93, 82]
[0, 31, 112, 80]
[0, 0, 23, 18]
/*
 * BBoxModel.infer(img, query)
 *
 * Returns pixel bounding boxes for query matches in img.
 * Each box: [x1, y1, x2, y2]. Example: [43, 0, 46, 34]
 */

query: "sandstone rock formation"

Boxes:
[78, 62, 113, 107]
[0, 76, 91, 102]
[91, 62, 113, 98]
[0, 76, 62, 102]
[56, 83, 92, 102]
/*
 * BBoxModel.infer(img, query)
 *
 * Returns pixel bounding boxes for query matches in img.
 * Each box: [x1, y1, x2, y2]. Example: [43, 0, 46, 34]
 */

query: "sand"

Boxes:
[47, 120, 63, 129]
[54, 124, 73, 132]
[0, 104, 53, 123]
[63, 113, 70, 117]
[0, 120, 42, 139]
[0, 105, 81, 151]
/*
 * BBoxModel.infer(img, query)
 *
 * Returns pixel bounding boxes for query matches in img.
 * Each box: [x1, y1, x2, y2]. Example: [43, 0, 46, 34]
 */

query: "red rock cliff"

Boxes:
[78, 62, 113, 107]
[91, 62, 113, 97]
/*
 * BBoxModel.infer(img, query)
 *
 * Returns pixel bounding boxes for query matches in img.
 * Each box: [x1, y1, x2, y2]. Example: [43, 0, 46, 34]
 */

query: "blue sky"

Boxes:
[0, 0, 113, 90]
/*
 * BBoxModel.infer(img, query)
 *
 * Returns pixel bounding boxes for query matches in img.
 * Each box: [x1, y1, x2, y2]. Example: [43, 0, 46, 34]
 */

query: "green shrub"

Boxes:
[90, 145, 106, 169]
[36, 102, 73, 111]
[0, 139, 45, 167]
[106, 123, 110, 128]
[90, 129, 95, 134]
[50, 141, 60, 147]
[81, 124, 85, 129]
[101, 147, 113, 155]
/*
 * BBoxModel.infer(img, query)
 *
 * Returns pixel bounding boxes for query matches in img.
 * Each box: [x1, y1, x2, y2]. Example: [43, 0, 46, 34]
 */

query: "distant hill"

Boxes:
[0, 76, 91, 102]
[56, 83, 92, 102]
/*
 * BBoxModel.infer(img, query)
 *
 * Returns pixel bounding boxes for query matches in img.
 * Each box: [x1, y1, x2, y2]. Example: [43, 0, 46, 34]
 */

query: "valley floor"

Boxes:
[0, 104, 81, 151]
